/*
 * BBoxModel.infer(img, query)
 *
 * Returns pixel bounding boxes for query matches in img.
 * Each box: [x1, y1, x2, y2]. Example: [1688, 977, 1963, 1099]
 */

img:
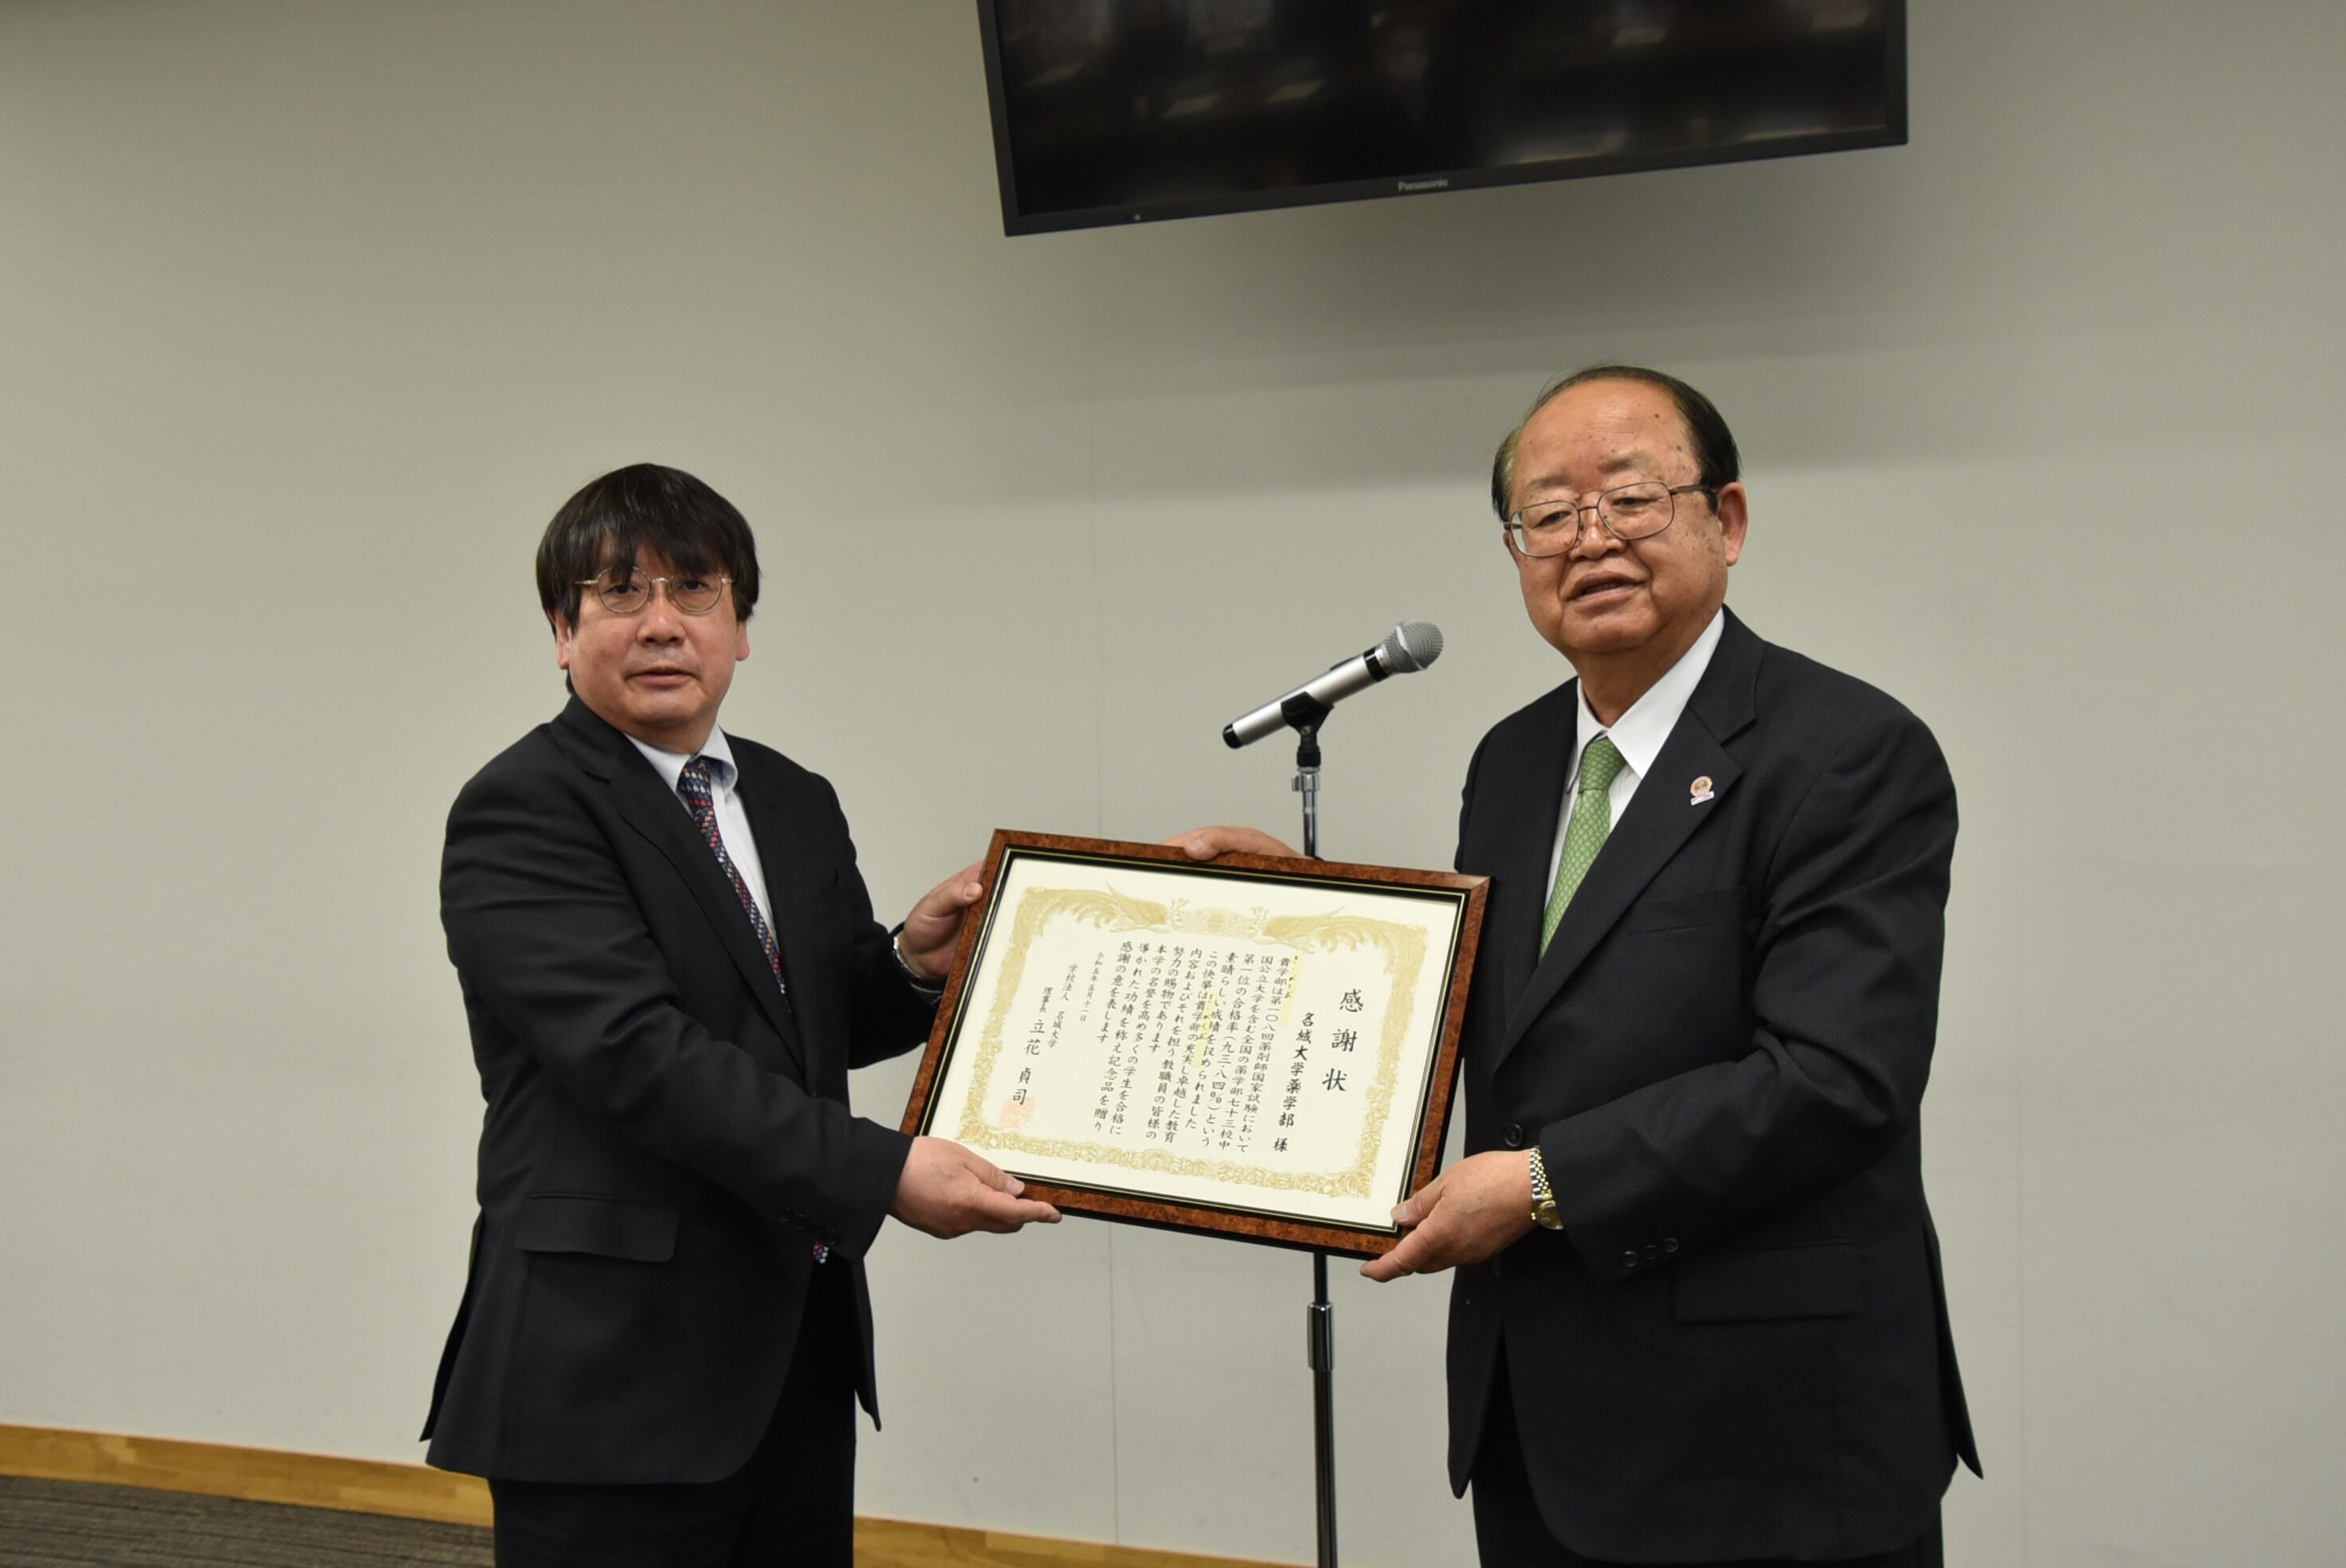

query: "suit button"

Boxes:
[1661, 1237, 1680, 1255]
[1501, 1124, 1524, 1148]
[1621, 1250, 1640, 1270]
[1642, 1245, 1660, 1263]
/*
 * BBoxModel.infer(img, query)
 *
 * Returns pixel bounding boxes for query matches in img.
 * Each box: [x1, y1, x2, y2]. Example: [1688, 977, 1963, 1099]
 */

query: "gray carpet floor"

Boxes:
[0, 1476, 493, 1567]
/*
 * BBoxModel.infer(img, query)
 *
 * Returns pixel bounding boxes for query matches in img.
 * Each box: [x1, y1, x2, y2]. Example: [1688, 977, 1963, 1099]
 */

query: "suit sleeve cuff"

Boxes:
[1539, 1120, 1688, 1284]
[824, 1119, 916, 1258]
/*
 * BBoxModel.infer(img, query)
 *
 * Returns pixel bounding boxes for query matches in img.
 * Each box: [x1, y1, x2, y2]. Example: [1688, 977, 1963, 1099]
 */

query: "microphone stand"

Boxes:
[1282, 696, 1339, 1568]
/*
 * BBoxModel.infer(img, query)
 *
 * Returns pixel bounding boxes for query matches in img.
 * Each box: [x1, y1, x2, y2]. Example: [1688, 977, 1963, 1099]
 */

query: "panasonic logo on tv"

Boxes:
[1397, 176, 1451, 193]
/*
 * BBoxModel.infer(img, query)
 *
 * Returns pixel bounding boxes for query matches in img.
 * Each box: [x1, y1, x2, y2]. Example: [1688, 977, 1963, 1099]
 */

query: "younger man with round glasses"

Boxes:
[422, 463, 1057, 1567]
[1179, 367, 1978, 1566]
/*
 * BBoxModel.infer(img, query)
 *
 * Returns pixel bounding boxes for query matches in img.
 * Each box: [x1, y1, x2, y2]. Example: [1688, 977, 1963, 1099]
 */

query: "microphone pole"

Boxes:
[1290, 700, 1337, 1568]
[1226, 621, 1440, 1568]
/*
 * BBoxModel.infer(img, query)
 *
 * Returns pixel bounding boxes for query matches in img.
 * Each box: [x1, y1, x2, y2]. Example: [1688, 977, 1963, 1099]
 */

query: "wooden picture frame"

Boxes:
[900, 831, 1488, 1256]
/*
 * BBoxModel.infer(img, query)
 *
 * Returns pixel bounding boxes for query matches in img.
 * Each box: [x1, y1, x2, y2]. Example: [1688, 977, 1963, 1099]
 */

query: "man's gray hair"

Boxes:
[1489, 365, 1743, 519]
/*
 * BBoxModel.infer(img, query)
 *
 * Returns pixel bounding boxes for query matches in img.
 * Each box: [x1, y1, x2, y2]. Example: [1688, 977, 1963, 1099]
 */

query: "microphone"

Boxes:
[1222, 621, 1444, 748]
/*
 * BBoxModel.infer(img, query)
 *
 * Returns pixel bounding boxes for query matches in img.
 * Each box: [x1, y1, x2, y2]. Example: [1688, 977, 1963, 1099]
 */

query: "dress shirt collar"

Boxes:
[625, 727, 740, 797]
[1572, 608, 1726, 784]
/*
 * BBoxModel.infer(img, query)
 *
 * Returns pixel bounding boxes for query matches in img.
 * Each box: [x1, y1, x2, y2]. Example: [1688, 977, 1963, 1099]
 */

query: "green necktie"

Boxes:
[1540, 735, 1626, 955]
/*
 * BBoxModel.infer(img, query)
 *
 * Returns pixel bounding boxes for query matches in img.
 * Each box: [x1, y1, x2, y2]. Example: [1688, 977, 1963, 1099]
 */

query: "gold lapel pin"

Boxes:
[1689, 775, 1715, 805]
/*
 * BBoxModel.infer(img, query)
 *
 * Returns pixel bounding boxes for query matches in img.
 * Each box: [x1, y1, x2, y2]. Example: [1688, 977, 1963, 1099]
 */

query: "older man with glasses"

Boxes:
[1180, 367, 1979, 1566]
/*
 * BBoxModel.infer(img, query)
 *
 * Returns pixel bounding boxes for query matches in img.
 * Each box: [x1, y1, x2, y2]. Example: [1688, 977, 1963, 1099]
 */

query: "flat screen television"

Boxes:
[978, 0, 1907, 235]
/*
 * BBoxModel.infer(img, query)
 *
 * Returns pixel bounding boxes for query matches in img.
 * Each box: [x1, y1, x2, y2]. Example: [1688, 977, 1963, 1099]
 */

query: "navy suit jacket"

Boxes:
[422, 697, 932, 1484]
[1447, 609, 1980, 1562]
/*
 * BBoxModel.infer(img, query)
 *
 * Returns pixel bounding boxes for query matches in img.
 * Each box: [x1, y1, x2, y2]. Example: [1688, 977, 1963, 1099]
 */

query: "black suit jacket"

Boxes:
[1447, 610, 1980, 1562]
[421, 698, 934, 1484]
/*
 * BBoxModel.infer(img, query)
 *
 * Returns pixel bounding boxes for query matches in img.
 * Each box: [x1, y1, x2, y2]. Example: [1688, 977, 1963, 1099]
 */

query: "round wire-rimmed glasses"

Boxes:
[1504, 481, 1715, 558]
[575, 569, 733, 616]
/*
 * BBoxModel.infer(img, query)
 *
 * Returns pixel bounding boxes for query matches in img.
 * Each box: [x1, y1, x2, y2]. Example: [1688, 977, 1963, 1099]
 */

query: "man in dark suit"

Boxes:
[1178, 367, 1977, 1565]
[422, 464, 1057, 1568]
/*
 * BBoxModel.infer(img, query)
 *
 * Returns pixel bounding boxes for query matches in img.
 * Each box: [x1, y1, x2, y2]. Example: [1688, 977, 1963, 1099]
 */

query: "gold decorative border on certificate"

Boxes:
[953, 884, 1428, 1198]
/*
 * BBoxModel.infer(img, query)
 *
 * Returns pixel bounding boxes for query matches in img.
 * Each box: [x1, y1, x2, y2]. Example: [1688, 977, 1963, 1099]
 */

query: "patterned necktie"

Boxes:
[679, 756, 821, 1262]
[677, 757, 786, 997]
[1540, 735, 1627, 956]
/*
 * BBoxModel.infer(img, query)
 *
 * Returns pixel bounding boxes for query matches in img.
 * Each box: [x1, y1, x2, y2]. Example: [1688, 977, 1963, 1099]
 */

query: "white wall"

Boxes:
[3, 2, 2341, 1563]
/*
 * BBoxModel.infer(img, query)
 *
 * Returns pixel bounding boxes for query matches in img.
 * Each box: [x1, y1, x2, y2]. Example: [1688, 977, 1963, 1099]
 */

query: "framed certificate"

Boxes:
[900, 831, 1489, 1256]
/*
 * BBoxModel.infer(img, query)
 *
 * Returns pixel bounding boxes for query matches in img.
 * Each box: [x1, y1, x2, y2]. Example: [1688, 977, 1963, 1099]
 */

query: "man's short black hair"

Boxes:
[536, 464, 761, 629]
[1489, 365, 1742, 519]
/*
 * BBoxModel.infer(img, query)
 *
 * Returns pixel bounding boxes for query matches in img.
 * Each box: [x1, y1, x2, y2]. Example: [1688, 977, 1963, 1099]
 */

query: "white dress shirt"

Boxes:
[627, 728, 776, 931]
[1544, 609, 1726, 901]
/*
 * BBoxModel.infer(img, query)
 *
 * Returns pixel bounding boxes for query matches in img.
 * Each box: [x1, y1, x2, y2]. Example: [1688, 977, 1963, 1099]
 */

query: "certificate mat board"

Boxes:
[901, 832, 1488, 1256]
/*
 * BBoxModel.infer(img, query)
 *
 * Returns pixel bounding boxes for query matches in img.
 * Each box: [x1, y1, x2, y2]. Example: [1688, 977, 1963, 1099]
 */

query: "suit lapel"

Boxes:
[733, 755, 826, 1083]
[1488, 683, 1580, 1022]
[552, 701, 807, 1076]
[1491, 611, 1763, 1070]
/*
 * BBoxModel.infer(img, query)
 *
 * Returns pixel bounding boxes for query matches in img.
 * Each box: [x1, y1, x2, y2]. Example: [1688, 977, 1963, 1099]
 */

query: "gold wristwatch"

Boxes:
[1528, 1147, 1563, 1230]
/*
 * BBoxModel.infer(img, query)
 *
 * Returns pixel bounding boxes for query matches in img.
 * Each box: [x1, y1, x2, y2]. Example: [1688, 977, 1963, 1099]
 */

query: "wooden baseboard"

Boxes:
[0, 1423, 493, 1527]
[0, 1424, 1284, 1568]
